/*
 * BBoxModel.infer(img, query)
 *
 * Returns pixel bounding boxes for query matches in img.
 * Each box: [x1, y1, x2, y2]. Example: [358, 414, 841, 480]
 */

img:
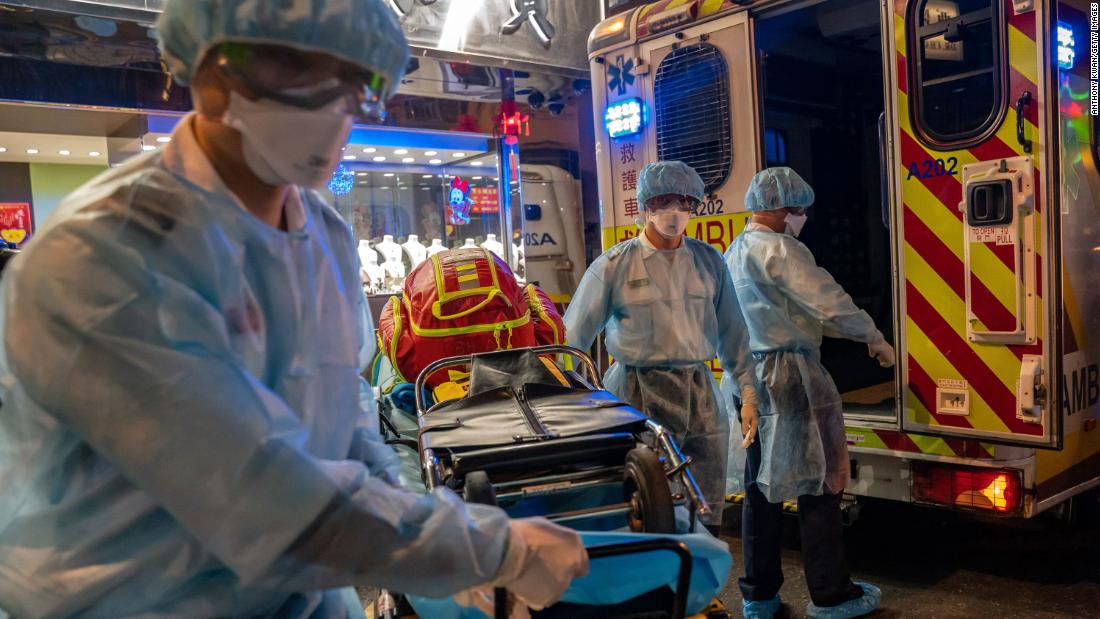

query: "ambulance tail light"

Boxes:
[911, 463, 1023, 513]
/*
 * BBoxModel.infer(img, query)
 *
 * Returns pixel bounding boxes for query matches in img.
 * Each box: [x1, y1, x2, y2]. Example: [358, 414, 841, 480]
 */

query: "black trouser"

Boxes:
[738, 434, 863, 608]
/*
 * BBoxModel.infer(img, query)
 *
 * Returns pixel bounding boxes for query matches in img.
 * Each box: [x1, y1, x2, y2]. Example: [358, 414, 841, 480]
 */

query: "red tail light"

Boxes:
[911, 462, 1023, 513]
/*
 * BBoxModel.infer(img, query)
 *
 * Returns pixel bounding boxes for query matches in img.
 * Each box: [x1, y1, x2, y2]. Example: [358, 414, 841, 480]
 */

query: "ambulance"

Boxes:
[587, 0, 1100, 518]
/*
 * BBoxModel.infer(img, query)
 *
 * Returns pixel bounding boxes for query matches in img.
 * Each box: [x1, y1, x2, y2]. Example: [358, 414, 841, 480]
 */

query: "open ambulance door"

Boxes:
[889, 0, 1061, 448]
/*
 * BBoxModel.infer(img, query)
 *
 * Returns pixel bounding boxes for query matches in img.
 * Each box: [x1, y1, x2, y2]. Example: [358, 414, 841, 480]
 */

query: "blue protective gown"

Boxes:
[0, 115, 511, 618]
[564, 233, 754, 521]
[721, 224, 886, 503]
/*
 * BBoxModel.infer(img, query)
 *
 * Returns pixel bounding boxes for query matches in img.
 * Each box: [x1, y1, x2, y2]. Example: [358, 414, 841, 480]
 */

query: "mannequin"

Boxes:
[402, 234, 428, 269]
[512, 239, 526, 279]
[462, 238, 478, 249]
[375, 234, 406, 292]
[426, 238, 447, 256]
[480, 233, 504, 259]
[358, 240, 385, 295]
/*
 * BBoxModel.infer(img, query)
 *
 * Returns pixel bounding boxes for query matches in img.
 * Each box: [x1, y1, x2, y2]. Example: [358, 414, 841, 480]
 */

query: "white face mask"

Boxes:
[784, 213, 808, 237]
[647, 210, 691, 240]
[221, 91, 353, 188]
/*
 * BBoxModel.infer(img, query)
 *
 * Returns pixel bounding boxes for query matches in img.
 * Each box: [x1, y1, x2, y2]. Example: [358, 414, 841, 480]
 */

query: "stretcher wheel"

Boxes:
[463, 470, 498, 506]
[624, 447, 675, 533]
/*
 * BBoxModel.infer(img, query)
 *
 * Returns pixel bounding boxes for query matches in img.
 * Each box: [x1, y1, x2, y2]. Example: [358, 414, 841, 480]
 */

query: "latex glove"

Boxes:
[349, 427, 403, 486]
[493, 517, 589, 610]
[740, 401, 759, 449]
[455, 587, 531, 619]
[868, 339, 896, 368]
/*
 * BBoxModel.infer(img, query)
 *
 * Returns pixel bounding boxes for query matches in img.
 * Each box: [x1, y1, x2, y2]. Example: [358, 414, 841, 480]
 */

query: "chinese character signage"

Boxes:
[0, 203, 33, 247]
[470, 186, 500, 214]
[396, 0, 601, 73]
[30, 1, 601, 74]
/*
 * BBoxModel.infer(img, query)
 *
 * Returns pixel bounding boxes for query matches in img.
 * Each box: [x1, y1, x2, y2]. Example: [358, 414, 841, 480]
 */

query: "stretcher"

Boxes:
[376, 346, 732, 618]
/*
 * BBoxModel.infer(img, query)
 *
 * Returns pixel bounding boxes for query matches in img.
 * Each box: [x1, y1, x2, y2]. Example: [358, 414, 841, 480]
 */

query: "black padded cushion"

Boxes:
[419, 383, 649, 451]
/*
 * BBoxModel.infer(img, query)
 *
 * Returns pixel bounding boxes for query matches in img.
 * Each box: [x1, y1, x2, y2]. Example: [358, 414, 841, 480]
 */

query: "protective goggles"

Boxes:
[645, 194, 702, 212]
[215, 43, 389, 123]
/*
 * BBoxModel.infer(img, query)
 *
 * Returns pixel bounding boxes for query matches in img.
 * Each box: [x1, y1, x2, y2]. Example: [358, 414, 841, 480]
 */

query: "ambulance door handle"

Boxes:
[1015, 91, 1032, 154]
[877, 112, 890, 228]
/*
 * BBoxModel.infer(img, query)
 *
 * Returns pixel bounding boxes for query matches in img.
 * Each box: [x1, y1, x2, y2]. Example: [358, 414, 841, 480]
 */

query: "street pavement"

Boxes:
[715, 496, 1100, 618]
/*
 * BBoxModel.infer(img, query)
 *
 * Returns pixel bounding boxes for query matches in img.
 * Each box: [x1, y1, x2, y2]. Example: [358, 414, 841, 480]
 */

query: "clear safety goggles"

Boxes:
[215, 43, 389, 123]
[646, 194, 701, 212]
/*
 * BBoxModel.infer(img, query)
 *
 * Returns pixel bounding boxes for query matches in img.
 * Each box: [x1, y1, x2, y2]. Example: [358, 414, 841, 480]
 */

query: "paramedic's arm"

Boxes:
[7, 230, 511, 599]
[773, 238, 884, 344]
[346, 282, 403, 486]
[712, 254, 759, 446]
[563, 262, 612, 354]
[712, 256, 756, 402]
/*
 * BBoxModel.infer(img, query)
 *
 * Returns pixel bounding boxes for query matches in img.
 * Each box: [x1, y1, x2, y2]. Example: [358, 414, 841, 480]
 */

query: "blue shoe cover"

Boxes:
[742, 595, 781, 619]
[806, 582, 882, 618]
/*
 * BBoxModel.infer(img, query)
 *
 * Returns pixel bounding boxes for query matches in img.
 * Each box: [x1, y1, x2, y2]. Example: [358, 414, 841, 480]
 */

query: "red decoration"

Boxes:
[494, 100, 530, 145]
[450, 177, 470, 195]
[0, 203, 33, 247]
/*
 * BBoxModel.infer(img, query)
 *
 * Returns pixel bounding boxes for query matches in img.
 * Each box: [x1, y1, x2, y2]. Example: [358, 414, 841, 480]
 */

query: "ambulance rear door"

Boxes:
[891, 0, 1060, 447]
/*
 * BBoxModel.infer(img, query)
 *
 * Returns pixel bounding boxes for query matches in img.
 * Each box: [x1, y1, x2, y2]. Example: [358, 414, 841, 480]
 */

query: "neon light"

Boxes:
[604, 98, 645, 138]
[1058, 21, 1076, 70]
[328, 164, 355, 197]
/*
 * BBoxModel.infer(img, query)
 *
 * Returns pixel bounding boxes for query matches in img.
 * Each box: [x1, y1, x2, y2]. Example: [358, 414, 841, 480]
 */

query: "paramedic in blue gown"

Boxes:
[0, 1, 587, 617]
[727, 167, 894, 619]
[564, 160, 759, 527]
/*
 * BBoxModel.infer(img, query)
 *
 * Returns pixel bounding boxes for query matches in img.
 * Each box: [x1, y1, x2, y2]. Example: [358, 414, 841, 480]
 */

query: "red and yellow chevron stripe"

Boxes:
[846, 427, 997, 459]
[895, 0, 1044, 440]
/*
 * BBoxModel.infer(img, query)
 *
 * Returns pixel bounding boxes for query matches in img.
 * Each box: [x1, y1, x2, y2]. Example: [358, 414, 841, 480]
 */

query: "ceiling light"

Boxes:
[452, 152, 466, 158]
[394, 149, 408, 155]
[363, 147, 377, 153]
[58, 150, 71, 156]
[429, 159, 442, 164]
[344, 155, 357, 160]
[424, 150, 438, 156]
[26, 149, 38, 155]
[89, 151, 101, 157]
[373, 156, 386, 162]
[0, 147, 8, 153]
[156, 136, 172, 143]
[142, 145, 157, 152]
[422, 174, 434, 178]
[402, 157, 415, 163]
[473, 176, 483, 180]
[384, 173, 395, 177]
[357, 172, 369, 177]
[471, 161, 484, 166]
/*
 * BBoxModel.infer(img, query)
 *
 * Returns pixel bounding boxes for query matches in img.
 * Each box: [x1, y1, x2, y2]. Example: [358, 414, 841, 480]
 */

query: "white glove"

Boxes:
[492, 517, 589, 610]
[868, 338, 896, 368]
[349, 428, 403, 486]
[455, 587, 531, 619]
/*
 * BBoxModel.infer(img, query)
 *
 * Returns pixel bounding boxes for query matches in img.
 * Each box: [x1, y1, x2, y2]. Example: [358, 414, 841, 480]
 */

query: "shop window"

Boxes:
[908, 0, 1005, 148]
[654, 43, 732, 194]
